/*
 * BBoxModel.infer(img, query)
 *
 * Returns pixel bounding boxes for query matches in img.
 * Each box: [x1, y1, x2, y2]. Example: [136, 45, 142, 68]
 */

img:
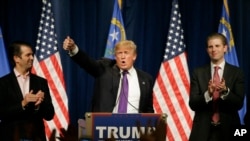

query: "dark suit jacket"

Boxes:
[189, 63, 245, 141]
[0, 72, 55, 140]
[71, 50, 154, 113]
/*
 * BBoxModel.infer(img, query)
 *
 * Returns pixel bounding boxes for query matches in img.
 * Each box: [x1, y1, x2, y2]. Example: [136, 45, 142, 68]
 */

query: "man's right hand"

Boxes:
[63, 36, 76, 51]
[21, 90, 39, 107]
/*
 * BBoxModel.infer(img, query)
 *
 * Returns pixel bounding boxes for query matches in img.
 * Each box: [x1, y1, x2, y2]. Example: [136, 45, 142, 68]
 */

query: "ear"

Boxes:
[13, 55, 19, 63]
[133, 54, 137, 61]
[224, 45, 228, 53]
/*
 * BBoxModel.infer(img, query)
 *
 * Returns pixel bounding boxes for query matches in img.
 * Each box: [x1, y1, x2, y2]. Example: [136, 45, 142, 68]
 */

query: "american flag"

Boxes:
[153, 0, 194, 140]
[32, 0, 69, 139]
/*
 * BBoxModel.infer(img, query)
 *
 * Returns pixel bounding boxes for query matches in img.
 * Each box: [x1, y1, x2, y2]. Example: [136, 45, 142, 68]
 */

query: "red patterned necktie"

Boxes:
[212, 66, 220, 123]
[213, 66, 220, 99]
[118, 70, 129, 113]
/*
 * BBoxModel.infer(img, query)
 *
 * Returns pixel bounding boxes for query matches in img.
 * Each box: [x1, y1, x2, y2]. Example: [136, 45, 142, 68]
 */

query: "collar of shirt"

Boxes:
[120, 66, 136, 76]
[14, 68, 30, 97]
[210, 60, 225, 78]
[14, 68, 30, 79]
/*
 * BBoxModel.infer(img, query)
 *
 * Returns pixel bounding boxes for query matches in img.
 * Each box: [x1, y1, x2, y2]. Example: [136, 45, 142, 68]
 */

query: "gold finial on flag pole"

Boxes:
[118, 0, 122, 9]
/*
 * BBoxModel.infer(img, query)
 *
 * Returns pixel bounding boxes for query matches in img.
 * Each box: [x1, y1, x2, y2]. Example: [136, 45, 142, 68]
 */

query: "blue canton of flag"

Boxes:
[163, 3, 186, 61]
[35, 3, 58, 62]
[104, 0, 126, 59]
[218, 0, 246, 125]
[0, 27, 10, 77]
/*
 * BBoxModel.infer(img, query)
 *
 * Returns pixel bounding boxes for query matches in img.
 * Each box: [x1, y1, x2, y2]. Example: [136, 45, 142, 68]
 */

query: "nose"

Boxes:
[121, 52, 126, 58]
[211, 46, 216, 51]
[30, 55, 34, 60]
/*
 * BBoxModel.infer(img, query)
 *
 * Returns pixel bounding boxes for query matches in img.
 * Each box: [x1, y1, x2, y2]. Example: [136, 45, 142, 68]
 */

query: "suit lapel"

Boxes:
[205, 64, 211, 82]
[136, 70, 146, 102]
[30, 74, 34, 92]
[222, 63, 231, 84]
[112, 66, 121, 97]
[10, 72, 23, 100]
[223, 63, 228, 78]
[30, 73, 42, 94]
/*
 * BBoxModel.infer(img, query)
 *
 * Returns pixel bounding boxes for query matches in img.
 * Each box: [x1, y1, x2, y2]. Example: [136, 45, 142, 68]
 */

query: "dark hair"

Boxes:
[206, 32, 228, 47]
[8, 41, 33, 67]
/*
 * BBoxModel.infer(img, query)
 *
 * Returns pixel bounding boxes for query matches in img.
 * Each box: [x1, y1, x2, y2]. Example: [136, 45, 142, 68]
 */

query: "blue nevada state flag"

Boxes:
[0, 27, 10, 77]
[104, 0, 126, 59]
[218, 0, 246, 125]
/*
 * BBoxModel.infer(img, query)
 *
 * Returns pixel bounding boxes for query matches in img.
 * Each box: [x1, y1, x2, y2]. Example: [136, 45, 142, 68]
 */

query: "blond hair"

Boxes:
[114, 40, 137, 54]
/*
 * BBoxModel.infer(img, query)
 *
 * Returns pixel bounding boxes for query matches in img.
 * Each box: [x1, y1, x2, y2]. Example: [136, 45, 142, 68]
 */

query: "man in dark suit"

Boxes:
[0, 41, 55, 140]
[189, 33, 245, 141]
[63, 36, 154, 113]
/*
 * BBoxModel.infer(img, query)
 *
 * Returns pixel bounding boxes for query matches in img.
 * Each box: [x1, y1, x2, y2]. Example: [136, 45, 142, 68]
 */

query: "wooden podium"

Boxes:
[78, 112, 167, 141]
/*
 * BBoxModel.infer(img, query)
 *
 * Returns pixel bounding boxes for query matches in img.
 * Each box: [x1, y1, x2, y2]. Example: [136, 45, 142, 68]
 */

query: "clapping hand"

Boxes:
[22, 90, 44, 109]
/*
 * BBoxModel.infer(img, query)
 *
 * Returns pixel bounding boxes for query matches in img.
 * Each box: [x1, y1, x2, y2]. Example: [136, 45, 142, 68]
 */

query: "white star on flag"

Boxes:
[109, 29, 119, 41]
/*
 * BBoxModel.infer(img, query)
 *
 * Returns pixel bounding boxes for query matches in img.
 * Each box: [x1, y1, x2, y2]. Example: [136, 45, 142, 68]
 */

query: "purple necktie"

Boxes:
[212, 66, 220, 123]
[118, 70, 129, 113]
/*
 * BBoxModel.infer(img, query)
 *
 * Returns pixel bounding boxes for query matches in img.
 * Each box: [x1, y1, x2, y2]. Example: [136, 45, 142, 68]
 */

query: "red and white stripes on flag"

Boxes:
[32, 0, 69, 139]
[153, 0, 194, 140]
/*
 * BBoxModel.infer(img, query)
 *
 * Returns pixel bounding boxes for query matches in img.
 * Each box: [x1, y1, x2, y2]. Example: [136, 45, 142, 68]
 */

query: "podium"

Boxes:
[78, 112, 167, 141]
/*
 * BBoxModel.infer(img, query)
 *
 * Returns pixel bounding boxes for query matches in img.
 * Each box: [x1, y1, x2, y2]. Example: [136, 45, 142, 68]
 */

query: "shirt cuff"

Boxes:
[34, 106, 40, 111]
[68, 45, 79, 56]
[204, 91, 212, 103]
[221, 87, 230, 100]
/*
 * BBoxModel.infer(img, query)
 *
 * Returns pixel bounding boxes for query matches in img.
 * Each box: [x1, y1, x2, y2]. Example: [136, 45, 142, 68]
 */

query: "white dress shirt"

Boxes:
[113, 67, 140, 113]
